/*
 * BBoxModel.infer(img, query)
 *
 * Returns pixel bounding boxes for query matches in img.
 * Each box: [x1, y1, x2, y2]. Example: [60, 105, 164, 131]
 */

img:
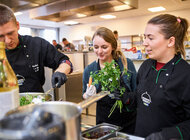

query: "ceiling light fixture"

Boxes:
[64, 21, 79, 25]
[123, 1, 130, 5]
[114, 5, 131, 11]
[148, 6, 166, 12]
[100, 15, 116, 19]
[14, 12, 23, 16]
[76, 13, 87, 18]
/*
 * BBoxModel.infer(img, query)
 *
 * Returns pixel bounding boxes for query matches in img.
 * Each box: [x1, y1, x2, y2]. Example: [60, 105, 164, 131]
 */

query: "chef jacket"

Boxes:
[135, 54, 190, 139]
[6, 35, 71, 93]
[83, 58, 137, 134]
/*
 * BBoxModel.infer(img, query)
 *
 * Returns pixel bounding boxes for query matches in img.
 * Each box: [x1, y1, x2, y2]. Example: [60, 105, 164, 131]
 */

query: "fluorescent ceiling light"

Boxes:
[123, 1, 130, 5]
[76, 13, 87, 18]
[100, 15, 116, 19]
[14, 12, 23, 16]
[148, 6, 166, 12]
[114, 5, 131, 11]
[64, 21, 79, 25]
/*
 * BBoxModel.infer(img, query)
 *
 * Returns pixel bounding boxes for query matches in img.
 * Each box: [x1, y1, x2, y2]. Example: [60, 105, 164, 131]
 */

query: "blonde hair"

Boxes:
[92, 27, 127, 70]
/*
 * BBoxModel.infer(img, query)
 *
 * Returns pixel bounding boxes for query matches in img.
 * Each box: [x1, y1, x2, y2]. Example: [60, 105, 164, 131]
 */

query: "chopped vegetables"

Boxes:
[83, 129, 115, 139]
[20, 94, 45, 106]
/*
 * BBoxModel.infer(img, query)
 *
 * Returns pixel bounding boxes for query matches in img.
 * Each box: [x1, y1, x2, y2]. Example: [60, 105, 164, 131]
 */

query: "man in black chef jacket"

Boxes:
[0, 4, 72, 93]
[52, 40, 63, 51]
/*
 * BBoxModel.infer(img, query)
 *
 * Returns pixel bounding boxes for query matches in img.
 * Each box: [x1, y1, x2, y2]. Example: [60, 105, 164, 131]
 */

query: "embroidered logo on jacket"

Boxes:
[16, 74, 25, 86]
[32, 64, 39, 72]
[141, 91, 151, 106]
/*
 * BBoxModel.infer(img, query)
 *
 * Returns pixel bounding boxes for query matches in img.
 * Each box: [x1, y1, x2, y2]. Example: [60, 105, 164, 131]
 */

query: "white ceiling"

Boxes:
[16, 0, 190, 28]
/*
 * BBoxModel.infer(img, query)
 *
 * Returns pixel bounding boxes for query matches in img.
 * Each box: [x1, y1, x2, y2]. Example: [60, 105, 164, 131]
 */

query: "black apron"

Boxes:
[135, 60, 179, 137]
[96, 96, 136, 134]
[95, 60, 136, 134]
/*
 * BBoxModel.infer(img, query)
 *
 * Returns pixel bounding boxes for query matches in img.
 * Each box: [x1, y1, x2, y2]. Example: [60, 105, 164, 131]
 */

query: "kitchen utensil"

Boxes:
[19, 92, 53, 102]
[4, 91, 109, 140]
[78, 91, 108, 109]
[44, 83, 58, 101]
[82, 123, 121, 140]
[101, 132, 145, 140]
[0, 107, 65, 140]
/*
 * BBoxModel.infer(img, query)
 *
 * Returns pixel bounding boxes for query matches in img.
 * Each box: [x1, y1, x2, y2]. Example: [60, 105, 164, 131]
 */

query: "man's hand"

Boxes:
[83, 84, 96, 99]
[51, 72, 67, 88]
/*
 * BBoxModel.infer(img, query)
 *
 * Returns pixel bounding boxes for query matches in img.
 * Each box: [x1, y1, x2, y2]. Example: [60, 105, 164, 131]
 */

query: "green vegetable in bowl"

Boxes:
[20, 94, 34, 106]
[20, 94, 45, 106]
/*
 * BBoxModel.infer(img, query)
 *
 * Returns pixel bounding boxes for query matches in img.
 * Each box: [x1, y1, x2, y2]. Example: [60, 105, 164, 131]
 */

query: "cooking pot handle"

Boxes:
[77, 91, 109, 109]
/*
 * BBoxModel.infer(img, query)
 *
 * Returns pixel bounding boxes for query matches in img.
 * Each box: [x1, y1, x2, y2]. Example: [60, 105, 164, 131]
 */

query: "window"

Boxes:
[19, 27, 31, 35]
[43, 29, 57, 43]
[19, 25, 59, 44]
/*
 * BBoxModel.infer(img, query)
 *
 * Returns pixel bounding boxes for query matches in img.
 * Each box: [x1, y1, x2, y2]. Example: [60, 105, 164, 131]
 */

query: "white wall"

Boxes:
[59, 8, 190, 41]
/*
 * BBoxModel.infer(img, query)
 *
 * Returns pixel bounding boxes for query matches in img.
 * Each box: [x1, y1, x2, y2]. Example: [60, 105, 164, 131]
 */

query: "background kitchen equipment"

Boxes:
[2, 91, 108, 140]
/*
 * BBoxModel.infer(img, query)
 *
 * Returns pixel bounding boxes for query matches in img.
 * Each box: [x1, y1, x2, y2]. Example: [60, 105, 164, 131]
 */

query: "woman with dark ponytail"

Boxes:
[130, 14, 190, 139]
[82, 27, 137, 134]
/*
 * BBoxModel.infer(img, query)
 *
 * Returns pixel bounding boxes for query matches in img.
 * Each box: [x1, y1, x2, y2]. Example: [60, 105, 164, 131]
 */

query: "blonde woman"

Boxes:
[82, 27, 137, 134]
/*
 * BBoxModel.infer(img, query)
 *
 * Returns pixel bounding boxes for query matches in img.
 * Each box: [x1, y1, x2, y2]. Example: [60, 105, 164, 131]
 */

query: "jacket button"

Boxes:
[166, 73, 169, 76]
[24, 45, 26, 48]
[26, 55, 29, 57]
[160, 85, 163, 88]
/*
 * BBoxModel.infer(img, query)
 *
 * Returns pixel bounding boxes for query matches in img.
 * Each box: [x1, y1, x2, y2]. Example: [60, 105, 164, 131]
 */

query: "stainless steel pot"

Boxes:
[5, 91, 109, 140]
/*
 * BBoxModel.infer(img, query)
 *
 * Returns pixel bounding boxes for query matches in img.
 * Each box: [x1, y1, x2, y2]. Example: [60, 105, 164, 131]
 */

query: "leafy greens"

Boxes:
[90, 60, 127, 117]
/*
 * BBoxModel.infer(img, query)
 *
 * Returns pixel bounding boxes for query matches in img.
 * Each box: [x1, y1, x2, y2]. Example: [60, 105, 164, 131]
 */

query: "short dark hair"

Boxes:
[0, 4, 17, 25]
[62, 38, 67, 41]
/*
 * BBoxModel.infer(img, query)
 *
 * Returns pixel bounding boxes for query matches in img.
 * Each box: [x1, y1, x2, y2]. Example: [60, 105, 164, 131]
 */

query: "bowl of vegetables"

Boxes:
[19, 92, 52, 106]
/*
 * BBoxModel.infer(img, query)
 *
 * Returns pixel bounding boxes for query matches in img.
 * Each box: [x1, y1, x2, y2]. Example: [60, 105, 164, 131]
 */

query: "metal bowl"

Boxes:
[82, 123, 121, 140]
[19, 92, 52, 101]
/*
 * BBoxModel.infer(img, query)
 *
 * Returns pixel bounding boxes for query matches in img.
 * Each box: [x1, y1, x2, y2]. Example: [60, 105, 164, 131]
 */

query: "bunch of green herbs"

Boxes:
[90, 60, 127, 117]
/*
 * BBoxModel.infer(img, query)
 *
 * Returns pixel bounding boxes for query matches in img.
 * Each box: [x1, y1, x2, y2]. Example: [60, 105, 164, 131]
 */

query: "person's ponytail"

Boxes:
[113, 49, 128, 71]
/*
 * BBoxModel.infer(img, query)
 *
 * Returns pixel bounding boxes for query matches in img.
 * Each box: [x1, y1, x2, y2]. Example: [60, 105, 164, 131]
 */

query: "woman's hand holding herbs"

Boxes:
[90, 60, 129, 117]
[109, 89, 130, 104]
[109, 89, 122, 100]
